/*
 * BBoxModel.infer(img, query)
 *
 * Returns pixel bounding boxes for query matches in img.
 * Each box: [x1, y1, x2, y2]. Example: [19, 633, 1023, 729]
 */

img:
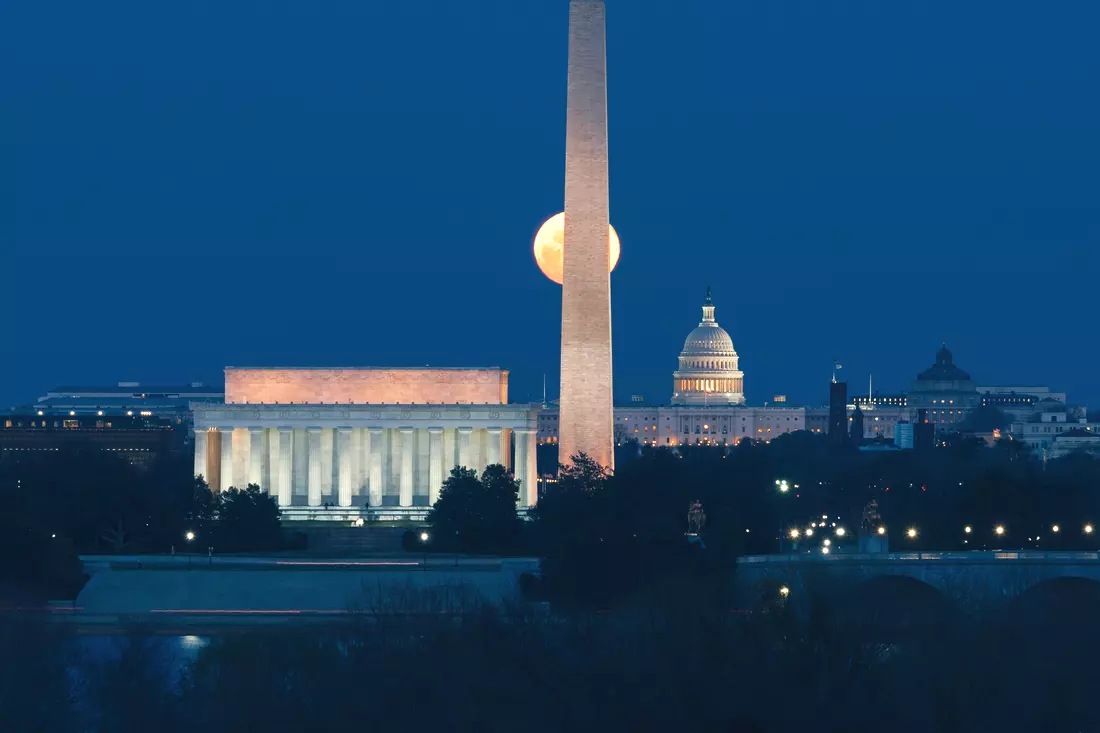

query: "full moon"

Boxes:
[533, 212, 620, 285]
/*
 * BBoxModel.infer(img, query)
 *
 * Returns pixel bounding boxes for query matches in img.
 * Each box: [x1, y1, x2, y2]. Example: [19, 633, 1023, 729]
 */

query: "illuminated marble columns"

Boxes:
[219, 427, 235, 491]
[514, 428, 539, 507]
[350, 428, 363, 497]
[336, 427, 353, 508]
[428, 428, 444, 506]
[192, 404, 541, 512]
[559, 0, 614, 471]
[307, 427, 323, 507]
[193, 429, 208, 482]
[368, 428, 384, 508]
[457, 428, 473, 470]
[277, 427, 293, 507]
[248, 427, 265, 488]
[399, 428, 414, 507]
[486, 427, 502, 468]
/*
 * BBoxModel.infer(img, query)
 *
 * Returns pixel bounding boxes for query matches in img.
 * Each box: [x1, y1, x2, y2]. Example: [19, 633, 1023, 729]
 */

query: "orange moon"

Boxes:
[533, 212, 621, 285]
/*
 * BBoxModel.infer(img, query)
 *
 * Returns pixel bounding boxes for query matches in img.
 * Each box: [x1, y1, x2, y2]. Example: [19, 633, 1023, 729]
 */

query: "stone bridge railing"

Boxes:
[735, 551, 1100, 619]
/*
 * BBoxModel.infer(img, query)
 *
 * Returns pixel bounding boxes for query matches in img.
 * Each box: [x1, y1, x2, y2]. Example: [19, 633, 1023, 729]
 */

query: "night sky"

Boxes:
[3, 0, 1098, 409]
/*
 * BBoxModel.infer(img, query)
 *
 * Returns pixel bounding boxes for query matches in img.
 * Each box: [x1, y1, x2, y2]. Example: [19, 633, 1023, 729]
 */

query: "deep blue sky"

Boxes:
[3, 0, 1098, 408]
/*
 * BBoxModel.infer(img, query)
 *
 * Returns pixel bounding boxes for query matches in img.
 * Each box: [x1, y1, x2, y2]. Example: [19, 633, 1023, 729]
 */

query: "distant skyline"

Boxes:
[3, 0, 1098, 409]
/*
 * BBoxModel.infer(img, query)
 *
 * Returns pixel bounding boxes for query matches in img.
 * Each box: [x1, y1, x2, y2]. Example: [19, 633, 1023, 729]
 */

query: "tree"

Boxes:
[214, 484, 282, 552]
[427, 465, 522, 554]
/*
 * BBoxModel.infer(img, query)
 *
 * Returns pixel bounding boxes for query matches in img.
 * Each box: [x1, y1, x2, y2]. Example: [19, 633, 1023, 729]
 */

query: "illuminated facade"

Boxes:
[0, 410, 177, 470]
[671, 288, 745, 406]
[193, 368, 539, 520]
[907, 345, 982, 429]
[541, 405, 814, 447]
[558, 0, 615, 471]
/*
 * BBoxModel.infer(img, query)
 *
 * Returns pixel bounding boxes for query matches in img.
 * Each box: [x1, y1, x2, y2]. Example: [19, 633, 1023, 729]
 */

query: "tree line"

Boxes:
[0, 449, 282, 602]
[431, 432, 1100, 606]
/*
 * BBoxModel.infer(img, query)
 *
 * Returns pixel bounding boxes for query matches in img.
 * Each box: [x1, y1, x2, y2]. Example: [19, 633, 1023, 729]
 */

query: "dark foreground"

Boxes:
[4, 573, 1100, 733]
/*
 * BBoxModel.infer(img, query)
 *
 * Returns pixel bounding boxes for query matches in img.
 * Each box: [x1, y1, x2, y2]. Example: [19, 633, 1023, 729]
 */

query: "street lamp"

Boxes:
[779, 586, 790, 597]
[821, 546, 830, 555]
[877, 526, 886, 536]
[964, 526, 972, 534]
[995, 525, 1005, 537]
[776, 479, 789, 493]
[835, 527, 846, 537]
[1086, 524, 1094, 535]
[906, 527, 918, 539]
[805, 528, 814, 537]
[184, 530, 195, 569]
[1052, 524, 1061, 533]
[420, 531, 430, 542]
[789, 528, 800, 539]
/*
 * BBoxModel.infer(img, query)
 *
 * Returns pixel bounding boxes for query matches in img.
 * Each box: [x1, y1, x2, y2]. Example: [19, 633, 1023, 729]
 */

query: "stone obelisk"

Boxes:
[559, 0, 614, 471]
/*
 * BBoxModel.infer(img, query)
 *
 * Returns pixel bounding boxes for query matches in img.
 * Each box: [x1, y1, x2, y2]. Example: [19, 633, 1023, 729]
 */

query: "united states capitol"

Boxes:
[535, 287, 1090, 453]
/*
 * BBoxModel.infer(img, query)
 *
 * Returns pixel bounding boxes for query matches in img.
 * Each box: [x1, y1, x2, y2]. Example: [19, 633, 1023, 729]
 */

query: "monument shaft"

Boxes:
[560, 0, 614, 470]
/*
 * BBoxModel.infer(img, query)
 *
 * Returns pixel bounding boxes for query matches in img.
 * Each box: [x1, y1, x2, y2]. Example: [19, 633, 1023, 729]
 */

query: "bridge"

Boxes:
[734, 551, 1100, 633]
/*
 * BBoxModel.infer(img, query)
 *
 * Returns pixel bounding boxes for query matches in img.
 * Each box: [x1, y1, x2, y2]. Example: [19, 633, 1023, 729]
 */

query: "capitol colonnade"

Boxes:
[192, 368, 540, 519]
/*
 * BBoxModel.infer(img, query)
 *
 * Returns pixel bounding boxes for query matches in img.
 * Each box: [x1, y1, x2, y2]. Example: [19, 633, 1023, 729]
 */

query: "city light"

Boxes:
[823, 539, 831, 547]
[1053, 525, 1061, 533]
[776, 479, 790, 493]
[779, 586, 790, 597]
[877, 526, 886, 536]
[906, 528, 918, 539]
[805, 528, 814, 537]
[821, 546, 830, 555]
[995, 525, 1005, 536]
[789, 529, 800, 539]
[420, 531, 430, 542]
[835, 527, 846, 537]
[1086, 525, 1094, 535]
[185, 531, 195, 542]
[964, 526, 972, 534]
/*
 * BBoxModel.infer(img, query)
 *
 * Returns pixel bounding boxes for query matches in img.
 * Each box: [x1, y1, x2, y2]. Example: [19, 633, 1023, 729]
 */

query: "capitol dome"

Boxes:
[672, 287, 745, 405]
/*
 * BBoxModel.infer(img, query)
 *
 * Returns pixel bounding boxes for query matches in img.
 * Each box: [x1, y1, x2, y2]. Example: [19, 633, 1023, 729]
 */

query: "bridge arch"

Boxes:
[827, 574, 959, 642]
[998, 576, 1100, 640]
[978, 577, 1100, 731]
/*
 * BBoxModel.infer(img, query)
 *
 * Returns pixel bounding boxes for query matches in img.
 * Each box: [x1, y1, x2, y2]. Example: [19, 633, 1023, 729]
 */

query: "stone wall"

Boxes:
[224, 368, 508, 405]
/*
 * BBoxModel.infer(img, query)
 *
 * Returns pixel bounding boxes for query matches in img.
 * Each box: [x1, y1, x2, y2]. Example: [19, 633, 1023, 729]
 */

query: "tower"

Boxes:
[850, 403, 865, 446]
[559, 0, 614, 470]
[828, 380, 848, 443]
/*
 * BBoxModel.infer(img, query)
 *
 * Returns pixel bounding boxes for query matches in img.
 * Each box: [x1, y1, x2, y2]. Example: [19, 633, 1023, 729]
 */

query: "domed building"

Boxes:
[907, 344, 981, 428]
[671, 287, 745, 405]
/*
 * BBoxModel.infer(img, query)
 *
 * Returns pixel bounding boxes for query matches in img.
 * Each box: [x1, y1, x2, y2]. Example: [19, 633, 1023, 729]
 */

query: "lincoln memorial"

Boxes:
[192, 367, 540, 520]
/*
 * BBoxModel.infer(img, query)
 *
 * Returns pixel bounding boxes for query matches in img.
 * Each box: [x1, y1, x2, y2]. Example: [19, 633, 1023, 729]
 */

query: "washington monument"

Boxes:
[559, 0, 614, 470]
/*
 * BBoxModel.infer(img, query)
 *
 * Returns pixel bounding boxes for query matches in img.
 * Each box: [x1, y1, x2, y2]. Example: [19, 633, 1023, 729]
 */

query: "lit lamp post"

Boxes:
[783, 527, 800, 553]
[185, 530, 195, 569]
[420, 531, 430, 571]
